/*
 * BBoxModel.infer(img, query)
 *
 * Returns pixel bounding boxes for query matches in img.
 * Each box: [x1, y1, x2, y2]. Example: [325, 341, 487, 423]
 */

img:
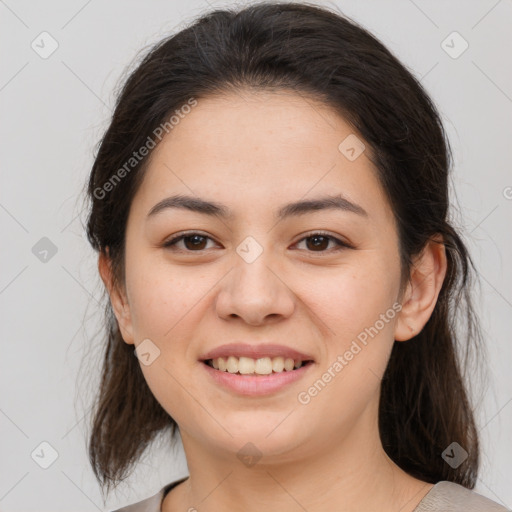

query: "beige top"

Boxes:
[111, 478, 510, 511]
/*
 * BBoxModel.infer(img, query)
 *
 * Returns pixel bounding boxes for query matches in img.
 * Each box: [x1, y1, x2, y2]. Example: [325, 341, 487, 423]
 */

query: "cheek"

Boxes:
[138, 360, 195, 432]
[125, 258, 210, 340]
[300, 259, 400, 342]
[299, 256, 400, 406]
[128, 270, 205, 424]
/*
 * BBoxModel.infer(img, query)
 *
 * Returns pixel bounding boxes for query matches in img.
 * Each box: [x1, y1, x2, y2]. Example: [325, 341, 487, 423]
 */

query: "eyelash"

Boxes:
[162, 230, 352, 254]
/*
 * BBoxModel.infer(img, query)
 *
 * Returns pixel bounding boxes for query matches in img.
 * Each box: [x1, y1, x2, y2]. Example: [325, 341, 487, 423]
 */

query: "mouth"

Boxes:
[201, 357, 314, 396]
[203, 356, 315, 376]
[198, 343, 315, 395]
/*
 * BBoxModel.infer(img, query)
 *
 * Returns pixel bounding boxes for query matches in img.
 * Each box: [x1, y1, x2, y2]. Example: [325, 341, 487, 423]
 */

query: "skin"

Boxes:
[99, 89, 447, 512]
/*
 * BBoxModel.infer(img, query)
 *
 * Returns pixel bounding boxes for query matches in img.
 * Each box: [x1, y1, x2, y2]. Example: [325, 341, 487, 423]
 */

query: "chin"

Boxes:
[197, 411, 314, 460]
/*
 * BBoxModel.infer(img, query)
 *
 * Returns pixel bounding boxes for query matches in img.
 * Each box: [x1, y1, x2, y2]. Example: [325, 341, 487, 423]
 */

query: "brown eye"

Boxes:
[182, 235, 208, 250]
[295, 232, 351, 253]
[163, 233, 216, 252]
[305, 235, 330, 251]
[162, 231, 351, 254]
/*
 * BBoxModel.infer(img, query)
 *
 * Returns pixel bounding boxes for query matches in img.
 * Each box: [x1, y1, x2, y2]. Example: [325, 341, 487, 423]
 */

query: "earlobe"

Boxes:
[394, 235, 447, 342]
[98, 251, 135, 345]
[394, 279, 415, 342]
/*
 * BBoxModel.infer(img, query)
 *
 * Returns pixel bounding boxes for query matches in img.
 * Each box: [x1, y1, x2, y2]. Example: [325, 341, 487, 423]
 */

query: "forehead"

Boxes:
[131, 90, 393, 226]
[159, 89, 363, 164]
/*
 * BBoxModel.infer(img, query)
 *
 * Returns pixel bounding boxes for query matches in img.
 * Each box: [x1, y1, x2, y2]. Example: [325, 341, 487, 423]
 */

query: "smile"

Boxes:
[204, 356, 314, 375]
[201, 358, 315, 396]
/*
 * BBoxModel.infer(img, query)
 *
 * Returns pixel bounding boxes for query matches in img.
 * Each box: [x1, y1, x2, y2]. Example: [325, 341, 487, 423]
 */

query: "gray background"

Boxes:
[1, 0, 511, 510]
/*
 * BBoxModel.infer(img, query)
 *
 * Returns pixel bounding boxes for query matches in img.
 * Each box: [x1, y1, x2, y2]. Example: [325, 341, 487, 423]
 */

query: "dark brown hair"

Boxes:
[82, 0, 484, 498]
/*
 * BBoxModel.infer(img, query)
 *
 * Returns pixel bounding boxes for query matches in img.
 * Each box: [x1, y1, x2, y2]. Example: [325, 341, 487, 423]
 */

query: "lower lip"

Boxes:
[201, 361, 314, 396]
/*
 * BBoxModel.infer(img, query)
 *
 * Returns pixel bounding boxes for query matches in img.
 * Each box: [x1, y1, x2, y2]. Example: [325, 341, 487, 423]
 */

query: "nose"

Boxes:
[214, 251, 295, 326]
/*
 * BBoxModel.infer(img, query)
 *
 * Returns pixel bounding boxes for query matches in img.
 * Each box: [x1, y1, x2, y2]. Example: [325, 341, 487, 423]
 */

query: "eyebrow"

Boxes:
[146, 193, 368, 221]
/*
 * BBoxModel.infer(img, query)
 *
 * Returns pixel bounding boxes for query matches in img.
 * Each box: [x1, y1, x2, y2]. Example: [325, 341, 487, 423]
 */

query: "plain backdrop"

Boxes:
[1, 0, 511, 510]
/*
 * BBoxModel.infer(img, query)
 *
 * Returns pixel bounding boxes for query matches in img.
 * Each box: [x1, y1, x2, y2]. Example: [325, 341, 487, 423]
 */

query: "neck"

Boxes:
[165, 403, 433, 512]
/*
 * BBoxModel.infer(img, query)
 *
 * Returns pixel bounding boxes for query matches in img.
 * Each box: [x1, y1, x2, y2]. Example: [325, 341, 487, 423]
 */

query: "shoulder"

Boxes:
[109, 476, 189, 512]
[414, 481, 510, 512]
[109, 491, 162, 512]
[109, 478, 510, 512]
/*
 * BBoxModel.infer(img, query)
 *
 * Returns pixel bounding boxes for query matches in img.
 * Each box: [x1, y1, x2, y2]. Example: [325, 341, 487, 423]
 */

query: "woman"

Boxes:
[84, 2, 509, 511]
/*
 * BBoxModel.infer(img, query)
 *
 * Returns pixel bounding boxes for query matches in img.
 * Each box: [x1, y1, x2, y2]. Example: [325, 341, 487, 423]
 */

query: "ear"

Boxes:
[394, 234, 447, 342]
[98, 249, 135, 345]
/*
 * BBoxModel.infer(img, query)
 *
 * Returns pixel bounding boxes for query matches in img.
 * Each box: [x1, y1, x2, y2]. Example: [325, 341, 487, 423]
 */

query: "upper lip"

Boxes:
[199, 343, 314, 362]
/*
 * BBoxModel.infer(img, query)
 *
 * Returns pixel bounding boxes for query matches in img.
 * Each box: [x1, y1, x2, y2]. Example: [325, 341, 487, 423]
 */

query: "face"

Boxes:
[104, 90, 417, 464]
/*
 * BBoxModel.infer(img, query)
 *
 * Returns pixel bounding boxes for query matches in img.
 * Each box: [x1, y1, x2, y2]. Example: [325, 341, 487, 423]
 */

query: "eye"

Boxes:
[162, 231, 218, 252]
[294, 231, 352, 252]
[162, 230, 352, 253]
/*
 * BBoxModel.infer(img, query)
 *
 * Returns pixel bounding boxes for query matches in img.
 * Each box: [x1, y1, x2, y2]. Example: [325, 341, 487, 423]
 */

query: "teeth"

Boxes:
[226, 356, 238, 373]
[284, 358, 294, 371]
[238, 356, 255, 374]
[208, 356, 306, 375]
[254, 357, 273, 374]
[272, 356, 284, 372]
